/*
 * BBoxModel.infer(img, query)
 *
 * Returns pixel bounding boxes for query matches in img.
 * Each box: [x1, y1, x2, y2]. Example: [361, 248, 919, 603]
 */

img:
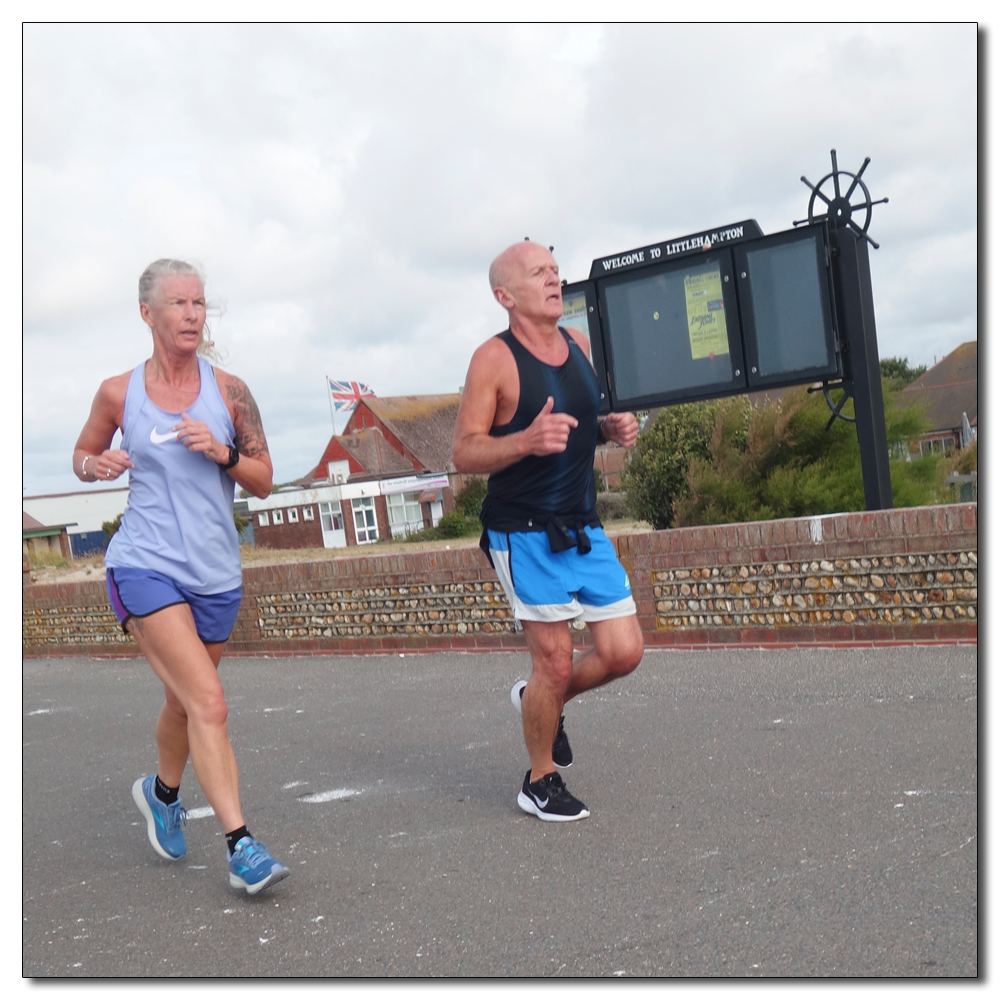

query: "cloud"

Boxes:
[23, 22, 978, 496]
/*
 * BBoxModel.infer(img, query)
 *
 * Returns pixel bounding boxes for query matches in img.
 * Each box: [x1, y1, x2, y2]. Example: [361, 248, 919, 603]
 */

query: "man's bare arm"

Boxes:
[452, 340, 578, 474]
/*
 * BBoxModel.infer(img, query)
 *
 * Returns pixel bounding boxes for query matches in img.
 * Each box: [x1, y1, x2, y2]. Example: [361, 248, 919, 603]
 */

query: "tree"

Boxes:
[619, 400, 721, 529]
[880, 356, 927, 389]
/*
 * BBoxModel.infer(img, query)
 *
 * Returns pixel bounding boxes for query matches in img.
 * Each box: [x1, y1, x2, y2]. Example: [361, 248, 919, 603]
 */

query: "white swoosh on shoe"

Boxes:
[150, 428, 178, 444]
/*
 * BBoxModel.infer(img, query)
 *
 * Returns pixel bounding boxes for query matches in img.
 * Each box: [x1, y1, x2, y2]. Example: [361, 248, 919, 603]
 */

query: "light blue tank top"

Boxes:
[105, 357, 242, 594]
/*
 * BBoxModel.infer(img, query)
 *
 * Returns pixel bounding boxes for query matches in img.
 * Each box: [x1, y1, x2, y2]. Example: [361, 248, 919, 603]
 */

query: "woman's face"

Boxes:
[140, 273, 207, 354]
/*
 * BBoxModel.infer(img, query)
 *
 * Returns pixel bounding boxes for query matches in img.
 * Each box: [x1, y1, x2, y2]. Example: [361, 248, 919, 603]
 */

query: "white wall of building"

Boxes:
[22, 488, 129, 534]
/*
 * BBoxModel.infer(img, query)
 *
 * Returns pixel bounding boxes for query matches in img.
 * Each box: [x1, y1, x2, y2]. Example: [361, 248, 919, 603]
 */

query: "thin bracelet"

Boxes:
[81, 455, 92, 477]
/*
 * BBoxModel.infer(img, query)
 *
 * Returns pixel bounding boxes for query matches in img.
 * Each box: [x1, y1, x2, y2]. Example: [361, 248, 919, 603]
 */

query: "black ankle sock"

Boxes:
[226, 826, 251, 853]
[154, 775, 179, 805]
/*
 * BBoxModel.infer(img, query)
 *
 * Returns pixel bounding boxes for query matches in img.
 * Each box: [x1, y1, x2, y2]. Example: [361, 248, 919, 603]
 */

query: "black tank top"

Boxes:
[480, 327, 601, 540]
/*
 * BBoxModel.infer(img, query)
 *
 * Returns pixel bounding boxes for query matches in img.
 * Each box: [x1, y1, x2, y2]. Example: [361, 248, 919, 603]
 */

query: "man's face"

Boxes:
[502, 244, 563, 323]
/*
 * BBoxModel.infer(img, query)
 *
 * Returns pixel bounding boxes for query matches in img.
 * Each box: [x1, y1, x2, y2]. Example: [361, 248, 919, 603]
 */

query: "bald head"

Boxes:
[488, 240, 563, 326]
[489, 241, 552, 298]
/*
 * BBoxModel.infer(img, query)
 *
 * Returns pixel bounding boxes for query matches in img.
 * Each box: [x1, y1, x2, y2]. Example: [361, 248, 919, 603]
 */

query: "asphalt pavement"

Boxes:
[22, 645, 978, 979]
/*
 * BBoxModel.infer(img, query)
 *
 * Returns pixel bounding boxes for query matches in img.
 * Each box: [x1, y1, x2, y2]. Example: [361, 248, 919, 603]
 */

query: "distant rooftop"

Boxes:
[899, 341, 978, 433]
[364, 394, 462, 472]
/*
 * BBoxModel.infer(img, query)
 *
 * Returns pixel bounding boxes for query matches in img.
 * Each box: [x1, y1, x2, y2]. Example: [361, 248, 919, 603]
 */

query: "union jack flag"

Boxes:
[328, 379, 376, 413]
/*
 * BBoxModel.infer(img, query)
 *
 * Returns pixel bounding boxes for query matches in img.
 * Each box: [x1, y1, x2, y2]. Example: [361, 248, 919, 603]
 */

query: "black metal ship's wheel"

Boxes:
[808, 381, 856, 429]
[795, 149, 888, 248]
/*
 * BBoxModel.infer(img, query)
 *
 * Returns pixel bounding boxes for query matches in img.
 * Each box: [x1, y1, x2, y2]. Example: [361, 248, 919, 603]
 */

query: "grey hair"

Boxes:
[138, 258, 224, 364]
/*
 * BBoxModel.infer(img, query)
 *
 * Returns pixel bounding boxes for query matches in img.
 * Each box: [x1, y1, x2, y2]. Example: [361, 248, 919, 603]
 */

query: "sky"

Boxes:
[21, 21, 979, 498]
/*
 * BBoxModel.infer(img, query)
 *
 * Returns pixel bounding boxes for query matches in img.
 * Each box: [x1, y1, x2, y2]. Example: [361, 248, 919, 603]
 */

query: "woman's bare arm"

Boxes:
[216, 371, 273, 499]
[72, 373, 133, 482]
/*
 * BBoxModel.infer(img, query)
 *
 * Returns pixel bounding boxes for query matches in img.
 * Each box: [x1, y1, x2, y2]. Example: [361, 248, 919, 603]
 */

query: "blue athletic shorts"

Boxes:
[106, 568, 243, 643]
[486, 526, 637, 623]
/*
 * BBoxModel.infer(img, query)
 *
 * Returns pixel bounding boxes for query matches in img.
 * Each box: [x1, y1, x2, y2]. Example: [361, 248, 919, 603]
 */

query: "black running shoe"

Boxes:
[517, 770, 590, 821]
[552, 716, 573, 768]
[511, 680, 573, 768]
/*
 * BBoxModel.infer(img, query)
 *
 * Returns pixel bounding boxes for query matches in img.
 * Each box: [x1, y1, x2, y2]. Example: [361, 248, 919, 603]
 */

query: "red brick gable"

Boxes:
[343, 400, 423, 469]
[306, 437, 366, 482]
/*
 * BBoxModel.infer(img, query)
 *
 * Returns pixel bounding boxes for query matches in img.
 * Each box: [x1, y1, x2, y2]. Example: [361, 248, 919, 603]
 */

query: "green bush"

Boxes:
[435, 511, 478, 538]
[596, 491, 628, 521]
[619, 400, 721, 529]
[454, 478, 488, 519]
[947, 439, 978, 475]
[404, 509, 482, 543]
[672, 383, 945, 526]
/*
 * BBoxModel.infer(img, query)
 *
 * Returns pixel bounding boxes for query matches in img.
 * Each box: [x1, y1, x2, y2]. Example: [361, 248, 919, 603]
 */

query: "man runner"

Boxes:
[452, 240, 644, 821]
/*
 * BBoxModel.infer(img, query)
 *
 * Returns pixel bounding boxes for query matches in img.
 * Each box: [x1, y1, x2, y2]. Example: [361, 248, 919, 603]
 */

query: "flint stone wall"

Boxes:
[22, 503, 976, 657]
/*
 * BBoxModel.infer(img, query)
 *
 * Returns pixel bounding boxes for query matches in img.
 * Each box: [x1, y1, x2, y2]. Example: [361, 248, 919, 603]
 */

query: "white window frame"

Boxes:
[302, 505, 314, 521]
[257, 512, 269, 527]
[319, 500, 344, 531]
[387, 491, 424, 538]
[352, 496, 379, 544]
[273, 508, 284, 525]
[319, 501, 343, 532]
[288, 507, 299, 523]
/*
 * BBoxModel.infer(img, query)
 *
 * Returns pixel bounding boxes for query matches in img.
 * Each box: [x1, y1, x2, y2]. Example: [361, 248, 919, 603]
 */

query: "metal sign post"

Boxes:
[830, 227, 894, 509]
[798, 150, 893, 510]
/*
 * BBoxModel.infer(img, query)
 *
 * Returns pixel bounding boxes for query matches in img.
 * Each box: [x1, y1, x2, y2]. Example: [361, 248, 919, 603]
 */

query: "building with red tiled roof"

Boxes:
[343, 394, 463, 473]
[898, 341, 978, 456]
[251, 394, 463, 551]
[305, 427, 418, 484]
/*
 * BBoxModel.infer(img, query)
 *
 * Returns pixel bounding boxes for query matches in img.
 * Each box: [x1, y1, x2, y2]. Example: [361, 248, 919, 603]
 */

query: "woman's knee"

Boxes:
[185, 687, 229, 728]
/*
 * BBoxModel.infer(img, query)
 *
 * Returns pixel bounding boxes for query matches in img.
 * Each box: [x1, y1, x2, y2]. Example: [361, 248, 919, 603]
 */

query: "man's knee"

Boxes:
[594, 617, 644, 677]
[531, 647, 575, 690]
[614, 632, 644, 676]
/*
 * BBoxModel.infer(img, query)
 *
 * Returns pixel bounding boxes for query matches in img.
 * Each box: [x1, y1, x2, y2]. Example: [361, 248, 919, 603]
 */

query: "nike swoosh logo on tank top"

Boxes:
[149, 428, 179, 444]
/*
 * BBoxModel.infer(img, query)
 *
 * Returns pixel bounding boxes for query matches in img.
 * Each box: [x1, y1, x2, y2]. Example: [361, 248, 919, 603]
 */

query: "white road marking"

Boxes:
[298, 788, 361, 803]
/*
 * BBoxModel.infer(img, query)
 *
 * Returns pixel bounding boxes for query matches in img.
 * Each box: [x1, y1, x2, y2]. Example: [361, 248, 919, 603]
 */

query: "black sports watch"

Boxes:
[219, 444, 240, 470]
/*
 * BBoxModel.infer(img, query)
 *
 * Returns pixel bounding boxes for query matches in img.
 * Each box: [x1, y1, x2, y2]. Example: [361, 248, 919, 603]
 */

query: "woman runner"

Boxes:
[73, 258, 289, 894]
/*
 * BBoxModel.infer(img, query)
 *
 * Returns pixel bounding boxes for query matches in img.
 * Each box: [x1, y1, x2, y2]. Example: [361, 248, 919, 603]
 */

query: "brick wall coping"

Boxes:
[23, 503, 976, 658]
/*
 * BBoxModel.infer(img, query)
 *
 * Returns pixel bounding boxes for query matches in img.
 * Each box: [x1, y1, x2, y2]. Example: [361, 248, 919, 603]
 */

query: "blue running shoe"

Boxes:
[131, 775, 187, 860]
[228, 837, 290, 895]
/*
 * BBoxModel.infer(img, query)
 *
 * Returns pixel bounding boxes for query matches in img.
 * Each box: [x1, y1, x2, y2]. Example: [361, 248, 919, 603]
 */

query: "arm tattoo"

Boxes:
[226, 380, 270, 459]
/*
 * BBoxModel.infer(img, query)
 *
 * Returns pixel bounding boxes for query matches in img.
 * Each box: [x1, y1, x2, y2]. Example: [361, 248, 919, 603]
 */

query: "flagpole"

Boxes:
[326, 375, 337, 437]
